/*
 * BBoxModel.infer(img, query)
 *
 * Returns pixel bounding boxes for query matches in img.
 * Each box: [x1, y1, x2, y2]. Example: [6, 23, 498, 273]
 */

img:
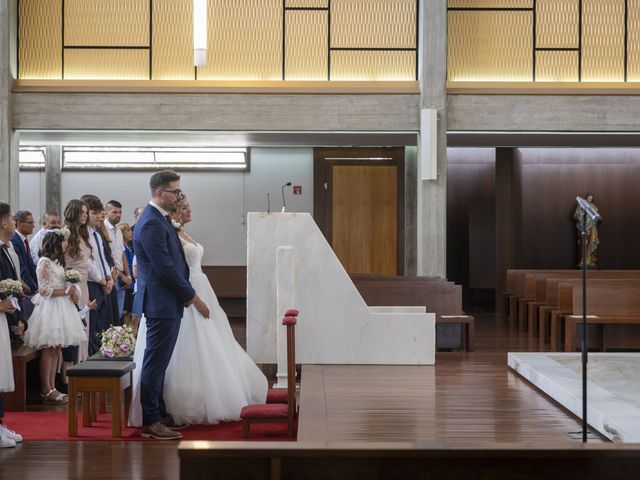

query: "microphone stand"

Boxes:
[574, 196, 600, 443]
[281, 182, 291, 213]
[580, 208, 588, 443]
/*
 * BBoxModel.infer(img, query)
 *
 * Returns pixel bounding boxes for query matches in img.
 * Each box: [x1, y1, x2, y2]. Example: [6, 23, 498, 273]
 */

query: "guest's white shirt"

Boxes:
[0, 239, 21, 281]
[29, 227, 46, 264]
[87, 226, 110, 283]
[104, 219, 124, 271]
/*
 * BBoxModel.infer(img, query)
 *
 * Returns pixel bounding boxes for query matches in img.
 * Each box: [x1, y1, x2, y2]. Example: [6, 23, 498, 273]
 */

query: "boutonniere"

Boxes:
[171, 220, 183, 232]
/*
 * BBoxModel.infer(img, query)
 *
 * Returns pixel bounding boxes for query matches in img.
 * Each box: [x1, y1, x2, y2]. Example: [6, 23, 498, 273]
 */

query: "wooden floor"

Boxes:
[0, 313, 606, 479]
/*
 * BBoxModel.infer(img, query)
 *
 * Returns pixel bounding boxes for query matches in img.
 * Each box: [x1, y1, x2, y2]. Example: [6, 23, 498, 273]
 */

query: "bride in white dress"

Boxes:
[129, 198, 267, 426]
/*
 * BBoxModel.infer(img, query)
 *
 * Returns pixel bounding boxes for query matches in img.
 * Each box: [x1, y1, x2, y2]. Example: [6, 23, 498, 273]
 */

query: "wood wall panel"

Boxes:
[18, 0, 62, 79]
[285, 10, 328, 80]
[448, 147, 640, 297]
[515, 148, 640, 269]
[446, 148, 496, 288]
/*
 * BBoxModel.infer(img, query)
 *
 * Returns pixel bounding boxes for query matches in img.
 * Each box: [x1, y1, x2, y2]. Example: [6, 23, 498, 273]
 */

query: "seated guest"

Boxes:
[29, 211, 61, 265]
[10, 210, 37, 295]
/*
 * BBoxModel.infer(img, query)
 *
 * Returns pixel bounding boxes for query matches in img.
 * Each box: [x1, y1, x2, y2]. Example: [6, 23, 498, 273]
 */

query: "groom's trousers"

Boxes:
[140, 317, 181, 426]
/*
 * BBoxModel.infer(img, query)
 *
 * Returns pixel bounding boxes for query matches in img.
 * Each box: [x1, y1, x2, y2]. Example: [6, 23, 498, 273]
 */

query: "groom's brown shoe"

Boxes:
[141, 421, 183, 440]
[163, 415, 189, 430]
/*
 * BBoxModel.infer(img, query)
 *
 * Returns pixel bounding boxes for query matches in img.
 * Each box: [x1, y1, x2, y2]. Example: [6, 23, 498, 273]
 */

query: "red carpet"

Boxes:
[3, 411, 293, 441]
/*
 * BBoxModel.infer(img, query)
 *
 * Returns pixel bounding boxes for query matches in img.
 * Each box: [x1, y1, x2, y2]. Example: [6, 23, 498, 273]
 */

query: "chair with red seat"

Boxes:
[241, 311, 298, 437]
[265, 309, 298, 405]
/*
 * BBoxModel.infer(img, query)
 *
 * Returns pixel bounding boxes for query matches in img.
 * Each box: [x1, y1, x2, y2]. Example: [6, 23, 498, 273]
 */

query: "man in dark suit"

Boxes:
[134, 170, 209, 440]
[0, 204, 27, 345]
[10, 210, 37, 294]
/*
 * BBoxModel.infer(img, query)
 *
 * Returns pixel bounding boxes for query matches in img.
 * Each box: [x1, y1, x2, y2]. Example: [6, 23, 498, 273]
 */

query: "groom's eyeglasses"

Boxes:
[159, 188, 184, 199]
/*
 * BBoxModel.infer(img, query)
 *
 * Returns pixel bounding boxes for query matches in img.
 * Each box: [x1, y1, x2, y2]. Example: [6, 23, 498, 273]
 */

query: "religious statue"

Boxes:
[573, 193, 600, 268]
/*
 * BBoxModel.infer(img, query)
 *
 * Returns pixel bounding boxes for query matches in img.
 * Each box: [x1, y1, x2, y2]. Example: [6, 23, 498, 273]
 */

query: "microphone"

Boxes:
[576, 196, 602, 223]
[281, 182, 292, 212]
[267, 193, 270, 213]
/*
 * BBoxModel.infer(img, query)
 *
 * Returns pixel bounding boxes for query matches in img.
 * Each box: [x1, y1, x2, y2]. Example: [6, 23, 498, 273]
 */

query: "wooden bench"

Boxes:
[5, 344, 40, 411]
[203, 266, 247, 319]
[503, 269, 640, 342]
[552, 283, 640, 351]
[565, 315, 640, 352]
[67, 359, 135, 438]
[352, 275, 474, 352]
[548, 282, 640, 351]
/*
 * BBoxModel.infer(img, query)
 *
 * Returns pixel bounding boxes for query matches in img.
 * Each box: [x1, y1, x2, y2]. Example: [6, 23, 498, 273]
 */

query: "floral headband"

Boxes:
[48, 226, 70, 239]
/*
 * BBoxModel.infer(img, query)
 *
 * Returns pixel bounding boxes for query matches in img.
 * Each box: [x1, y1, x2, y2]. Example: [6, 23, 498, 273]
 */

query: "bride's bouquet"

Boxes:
[100, 324, 136, 358]
[0, 279, 23, 311]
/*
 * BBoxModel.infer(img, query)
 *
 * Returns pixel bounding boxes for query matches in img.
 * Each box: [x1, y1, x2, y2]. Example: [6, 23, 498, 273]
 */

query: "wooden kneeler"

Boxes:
[241, 310, 298, 437]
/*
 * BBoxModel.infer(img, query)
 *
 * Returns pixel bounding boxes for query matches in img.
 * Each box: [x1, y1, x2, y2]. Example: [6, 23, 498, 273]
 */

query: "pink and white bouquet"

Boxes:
[0, 279, 23, 311]
[100, 324, 136, 358]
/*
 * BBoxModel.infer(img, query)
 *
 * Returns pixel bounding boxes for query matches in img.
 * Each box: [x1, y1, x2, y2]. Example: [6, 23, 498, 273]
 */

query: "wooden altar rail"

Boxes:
[178, 442, 640, 480]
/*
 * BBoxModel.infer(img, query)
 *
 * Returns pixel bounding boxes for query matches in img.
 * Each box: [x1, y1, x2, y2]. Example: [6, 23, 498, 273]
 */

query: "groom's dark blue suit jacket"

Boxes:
[133, 204, 195, 319]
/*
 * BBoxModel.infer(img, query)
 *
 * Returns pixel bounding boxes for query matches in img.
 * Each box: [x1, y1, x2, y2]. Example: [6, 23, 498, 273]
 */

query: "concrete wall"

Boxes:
[13, 93, 420, 132]
[448, 95, 640, 132]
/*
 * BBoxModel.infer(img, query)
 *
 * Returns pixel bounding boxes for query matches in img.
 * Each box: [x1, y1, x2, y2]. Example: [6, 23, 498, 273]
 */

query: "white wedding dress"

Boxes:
[129, 239, 267, 426]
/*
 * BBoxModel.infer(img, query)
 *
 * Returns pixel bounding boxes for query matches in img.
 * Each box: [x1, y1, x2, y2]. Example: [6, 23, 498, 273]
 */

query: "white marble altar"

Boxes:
[247, 212, 435, 365]
[508, 352, 640, 443]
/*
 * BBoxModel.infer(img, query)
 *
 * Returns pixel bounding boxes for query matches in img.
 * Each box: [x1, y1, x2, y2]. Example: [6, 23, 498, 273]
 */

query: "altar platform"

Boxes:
[509, 352, 640, 443]
[178, 349, 640, 479]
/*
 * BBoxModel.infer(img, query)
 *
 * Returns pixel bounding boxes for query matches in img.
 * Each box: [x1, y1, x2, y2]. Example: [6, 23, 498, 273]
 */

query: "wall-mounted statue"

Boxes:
[573, 192, 600, 268]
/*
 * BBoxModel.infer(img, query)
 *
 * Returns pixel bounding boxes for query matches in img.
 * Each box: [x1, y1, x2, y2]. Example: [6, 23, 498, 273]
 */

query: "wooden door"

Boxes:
[314, 148, 404, 275]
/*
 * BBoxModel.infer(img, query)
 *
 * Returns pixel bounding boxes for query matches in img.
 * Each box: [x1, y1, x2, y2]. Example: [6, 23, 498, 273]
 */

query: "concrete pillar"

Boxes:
[0, 1, 19, 206]
[45, 145, 62, 213]
[417, 0, 447, 277]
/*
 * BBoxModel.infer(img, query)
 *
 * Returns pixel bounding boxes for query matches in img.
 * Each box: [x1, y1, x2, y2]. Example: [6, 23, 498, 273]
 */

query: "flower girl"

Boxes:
[23, 228, 86, 404]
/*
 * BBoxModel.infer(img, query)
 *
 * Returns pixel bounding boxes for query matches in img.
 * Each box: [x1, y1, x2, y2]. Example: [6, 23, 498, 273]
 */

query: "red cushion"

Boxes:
[240, 403, 288, 419]
[282, 316, 297, 326]
[284, 309, 299, 317]
[266, 388, 288, 404]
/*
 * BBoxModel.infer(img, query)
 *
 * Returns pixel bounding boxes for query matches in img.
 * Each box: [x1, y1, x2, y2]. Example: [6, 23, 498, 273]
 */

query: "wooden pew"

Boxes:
[535, 274, 640, 348]
[203, 266, 246, 319]
[5, 344, 40, 411]
[352, 276, 474, 352]
[506, 269, 573, 329]
[549, 281, 640, 351]
[558, 283, 640, 351]
[504, 269, 640, 341]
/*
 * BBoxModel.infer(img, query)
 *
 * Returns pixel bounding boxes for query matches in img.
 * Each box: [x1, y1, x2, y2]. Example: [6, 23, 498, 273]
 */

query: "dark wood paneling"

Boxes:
[202, 266, 246, 297]
[446, 148, 496, 288]
[516, 148, 640, 270]
[203, 266, 246, 319]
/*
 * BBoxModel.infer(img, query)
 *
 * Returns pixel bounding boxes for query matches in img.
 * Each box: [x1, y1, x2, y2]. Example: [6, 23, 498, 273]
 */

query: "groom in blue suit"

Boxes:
[134, 170, 210, 440]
